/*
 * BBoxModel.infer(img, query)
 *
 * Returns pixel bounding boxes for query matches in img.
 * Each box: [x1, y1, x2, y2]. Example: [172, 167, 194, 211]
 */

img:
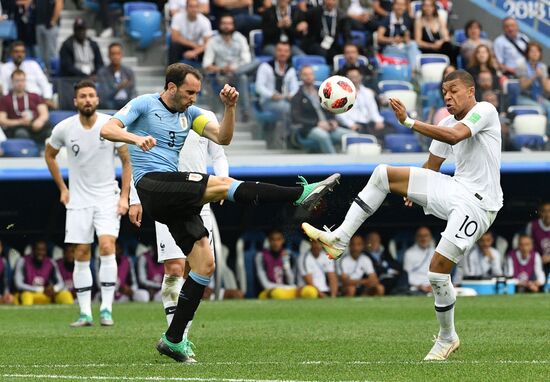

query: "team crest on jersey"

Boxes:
[119, 103, 132, 116]
[467, 112, 481, 124]
[179, 116, 188, 130]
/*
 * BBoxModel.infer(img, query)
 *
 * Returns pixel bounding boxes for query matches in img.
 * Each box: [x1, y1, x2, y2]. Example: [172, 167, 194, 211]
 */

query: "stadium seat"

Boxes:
[378, 80, 413, 92]
[418, 53, 449, 67]
[84, 0, 122, 12]
[332, 54, 368, 72]
[311, 64, 331, 82]
[292, 55, 326, 71]
[383, 89, 417, 114]
[379, 63, 411, 82]
[289, 128, 321, 152]
[128, 10, 163, 49]
[379, 109, 413, 134]
[49, 57, 60, 77]
[341, 134, 381, 155]
[513, 115, 547, 136]
[1, 139, 40, 157]
[384, 134, 422, 153]
[511, 134, 546, 151]
[235, 231, 267, 298]
[49, 110, 74, 126]
[123, 1, 157, 31]
[350, 30, 366, 48]
[418, 54, 449, 84]
[0, 20, 17, 40]
[503, 79, 520, 107]
[507, 105, 545, 116]
[249, 29, 263, 57]
[250, 83, 277, 139]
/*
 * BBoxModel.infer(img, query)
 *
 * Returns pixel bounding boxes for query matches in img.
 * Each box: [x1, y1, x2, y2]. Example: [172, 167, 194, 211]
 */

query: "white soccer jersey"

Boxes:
[429, 101, 503, 212]
[338, 254, 375, 281]
[49, 112, 125, 209]
[297, 250, 335, 292]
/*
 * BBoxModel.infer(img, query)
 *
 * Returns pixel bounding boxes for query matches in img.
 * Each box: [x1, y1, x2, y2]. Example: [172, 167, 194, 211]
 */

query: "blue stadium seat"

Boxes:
[332, 54, 368, 71]
[49, 58, 60, 77]
[378, 80, 413, 92]
[511, 134, 546, 151]
[237, 231, 266, 298]
[128, 10, 163, 49]
[49, 110, 75, 126]
[379, 110, 413, 134]
[84, 0, 122, 12]
[0, 20, 17, 40]
[311, 64, 331, 82]
[1, 139, 40, 157]
[255, 55, 272, 64]
[507, 105, 544, 116]
[504, 79, 520, 107]
[384, 134, 422, 152]
[292, 55, 326, 71]
[123, 1, 157, 31]
[350, 30, 366, 48]
[379, 63, 411, 82]
[249, 29, 264, 57]
[418, 53, 449, 67]
[289, 129, 321, 152]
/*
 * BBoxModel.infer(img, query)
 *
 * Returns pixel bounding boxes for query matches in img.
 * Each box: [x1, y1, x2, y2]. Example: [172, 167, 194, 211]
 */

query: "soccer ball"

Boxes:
[318, 75, 356, 114]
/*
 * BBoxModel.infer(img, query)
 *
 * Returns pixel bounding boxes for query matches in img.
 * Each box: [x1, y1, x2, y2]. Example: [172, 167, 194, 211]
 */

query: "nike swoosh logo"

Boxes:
[454, 233, 466, 239]
[70, 139, 78, 142]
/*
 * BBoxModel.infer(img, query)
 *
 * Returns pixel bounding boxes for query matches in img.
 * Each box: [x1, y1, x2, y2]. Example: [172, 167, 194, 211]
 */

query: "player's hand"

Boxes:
[60, 188, 70, 206]
[44, 285, 55, 298]
[403, 197, 413, 207]
[129, 203, 143, 227]
[2, 292, 14, 304]
[135, 136, 156, 151]
[220, 84, 239, 107]
[118, 197, 129, 216]
[389, 98, 407, 124]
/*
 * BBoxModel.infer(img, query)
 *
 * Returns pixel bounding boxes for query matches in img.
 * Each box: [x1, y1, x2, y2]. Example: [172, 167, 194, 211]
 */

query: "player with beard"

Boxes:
[45, 80, 131, 327]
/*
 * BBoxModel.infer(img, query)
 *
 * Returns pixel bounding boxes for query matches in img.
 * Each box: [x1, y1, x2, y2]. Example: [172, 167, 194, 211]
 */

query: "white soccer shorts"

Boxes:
[408, 168, 498, 263]
[65, 198, 120, 244]
[155, 213, 213, 262]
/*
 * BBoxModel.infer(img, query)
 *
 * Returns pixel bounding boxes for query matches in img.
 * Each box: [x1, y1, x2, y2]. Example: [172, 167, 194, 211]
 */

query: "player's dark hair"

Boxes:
[108, 42, 123, 52]
[74, 79, 97, 95]
[164, 63, 202, 90]
[10, 40, 25, 52]
[10, 69, 25, 79]
[442, 69, 475, 88]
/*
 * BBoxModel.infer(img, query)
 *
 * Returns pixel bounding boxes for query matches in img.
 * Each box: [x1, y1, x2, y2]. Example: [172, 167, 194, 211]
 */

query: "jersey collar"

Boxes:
[158, 96, 178, 114]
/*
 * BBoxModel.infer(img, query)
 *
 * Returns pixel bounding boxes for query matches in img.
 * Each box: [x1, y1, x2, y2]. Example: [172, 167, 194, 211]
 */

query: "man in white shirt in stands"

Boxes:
[168, 0, 209, 17]
[0, 41, 53, 107]
[303, 70, 504, 360]
[44, 80, 131, 328]
[403, 226, 435, 293]
[460, 231, 503, 279]
[298, 240, 338, 298]
[493, 17, 529, 77]
[169, 0, 213, 65]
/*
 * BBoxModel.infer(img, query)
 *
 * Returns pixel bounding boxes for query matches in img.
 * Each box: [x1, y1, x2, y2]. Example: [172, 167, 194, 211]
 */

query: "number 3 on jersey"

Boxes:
[168, 131, 176, 147]
[455, 215, 478, 240]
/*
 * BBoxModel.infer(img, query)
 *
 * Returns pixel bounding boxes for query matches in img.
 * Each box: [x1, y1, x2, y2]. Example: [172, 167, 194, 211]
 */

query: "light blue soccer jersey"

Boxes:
[112, 93, 210, 183]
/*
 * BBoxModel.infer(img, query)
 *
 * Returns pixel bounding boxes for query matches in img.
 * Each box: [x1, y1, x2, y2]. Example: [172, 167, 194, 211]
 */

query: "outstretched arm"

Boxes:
[101, 118, 157, 151]
[389, 98, 471, 145]
[201, 84, 239, 145]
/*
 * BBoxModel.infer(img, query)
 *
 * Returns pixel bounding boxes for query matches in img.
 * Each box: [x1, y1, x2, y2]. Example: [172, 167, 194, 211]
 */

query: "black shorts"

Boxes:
[136, 172, 210, 254]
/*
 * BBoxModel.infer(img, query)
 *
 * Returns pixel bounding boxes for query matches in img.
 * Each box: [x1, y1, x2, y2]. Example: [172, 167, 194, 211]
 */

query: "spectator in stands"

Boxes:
[291, 65, 351, 153]
[255, 41, 299, 129]
[168, 0, 209, 16]
[56, 245, 75, 298]
[475, 70, 500, 101]
[35, 0, 62, 74]
[481, 90, 512, 150]
[403, 226, 434, 293]
[59, 17, 104, 78]
[493, 17, 528, 77]
[297, 240, 339, 297]
[526, 201, 550, 287]
[460, 19, 492, 65]
[334, 43, 374, 86]
[339, 234, 384, 296]
[0, 246, 14, 304]
[413, 0, 458, 66]
[516, 42, 550, 131]
[169, 0, 213, 65]
[364, 231, 402, 294]
[376, 0, 420, 69]
[255, 228, 302, 299]
[14, 240, 74, 305]
[261, 0, 305, 56]
[12, 0, 36, 55]
[507, 234, 545, 293]
[97, 43, 136, 110]
[0, 69, 52, 146]
[0, 41, 53, 105]
[203, 14, 254, 120]
[137, 249, 164, 301]
[337, 67, 391, 141]
[106, 242, 149, 303]
[297, 0, 351, 63]
[461, 232, 503, 279]
[212, 0, 262, 37]
[467, 44, 500, 92]
[340, 0, 376, 36]
[372, 0, 392, 21]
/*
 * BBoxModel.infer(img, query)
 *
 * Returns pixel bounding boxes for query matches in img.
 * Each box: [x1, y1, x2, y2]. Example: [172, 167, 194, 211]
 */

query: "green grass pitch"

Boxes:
[1, 294, 549, 381]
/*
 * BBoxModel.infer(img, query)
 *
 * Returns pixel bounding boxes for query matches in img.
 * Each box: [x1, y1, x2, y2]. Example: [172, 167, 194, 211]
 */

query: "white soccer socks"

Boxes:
[162, 274, 185, 326]
[334, 164, 390, 243]
[428, 271, 457, 341]
[99, 254, 117, 312]
[74, 260, 93, 317]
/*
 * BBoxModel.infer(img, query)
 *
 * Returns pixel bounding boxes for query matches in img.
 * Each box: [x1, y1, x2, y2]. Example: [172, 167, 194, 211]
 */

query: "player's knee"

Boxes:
[164, 260, 185, 277]
[98, 241, 115, 256]
[73, 245, 91, 261]
[371, 164, 389, 189]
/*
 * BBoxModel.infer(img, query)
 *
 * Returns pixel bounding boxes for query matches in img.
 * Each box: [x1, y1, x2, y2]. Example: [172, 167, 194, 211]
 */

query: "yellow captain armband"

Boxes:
[192, 114, 209, 136]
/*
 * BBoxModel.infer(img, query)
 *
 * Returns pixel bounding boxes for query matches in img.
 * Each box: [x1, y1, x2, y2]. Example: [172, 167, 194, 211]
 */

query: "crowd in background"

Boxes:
[0, 0, 548, 154]
[1, 200, 548, 304]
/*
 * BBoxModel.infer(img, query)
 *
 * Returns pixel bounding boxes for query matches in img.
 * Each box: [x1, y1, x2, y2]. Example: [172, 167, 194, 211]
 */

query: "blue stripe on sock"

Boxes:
[189, 271, 210, 286]
[227, 180, 243, 202]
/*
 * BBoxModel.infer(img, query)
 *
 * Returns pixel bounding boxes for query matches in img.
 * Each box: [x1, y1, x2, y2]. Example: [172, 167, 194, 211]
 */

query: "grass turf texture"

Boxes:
[0, 295, 549, 382]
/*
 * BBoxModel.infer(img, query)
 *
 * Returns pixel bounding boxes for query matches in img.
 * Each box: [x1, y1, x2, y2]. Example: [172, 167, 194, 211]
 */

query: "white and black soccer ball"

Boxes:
[318, 75, 356, 114]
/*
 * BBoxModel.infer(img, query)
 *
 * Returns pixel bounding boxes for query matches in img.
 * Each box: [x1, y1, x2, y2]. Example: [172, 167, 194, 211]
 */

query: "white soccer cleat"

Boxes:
[423, 335, 460, 361]
[301, 223, 347, 260]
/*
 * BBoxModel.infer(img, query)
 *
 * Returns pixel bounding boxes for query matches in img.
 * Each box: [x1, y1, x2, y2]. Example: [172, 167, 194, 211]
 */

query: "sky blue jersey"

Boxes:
[112, 93, 210, 183]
